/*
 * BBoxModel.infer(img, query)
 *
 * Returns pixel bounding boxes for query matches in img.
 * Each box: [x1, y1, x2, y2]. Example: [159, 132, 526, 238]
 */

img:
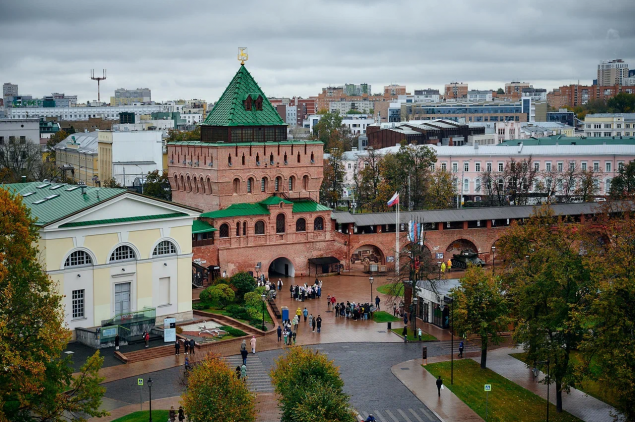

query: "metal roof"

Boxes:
[55, 131, 99, 154]
[331, 202, 612, 226]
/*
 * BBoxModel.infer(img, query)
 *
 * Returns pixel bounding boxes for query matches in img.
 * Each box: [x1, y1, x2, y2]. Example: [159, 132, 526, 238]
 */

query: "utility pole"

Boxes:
[90, 69, 107, 102]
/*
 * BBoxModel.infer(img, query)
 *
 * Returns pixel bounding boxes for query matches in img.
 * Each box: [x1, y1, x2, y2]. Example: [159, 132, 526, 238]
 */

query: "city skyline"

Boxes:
[1, 0, 634, 103]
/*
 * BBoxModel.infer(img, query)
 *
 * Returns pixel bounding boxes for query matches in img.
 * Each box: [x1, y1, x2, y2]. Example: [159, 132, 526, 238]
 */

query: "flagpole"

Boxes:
[396, 199, 399, 277]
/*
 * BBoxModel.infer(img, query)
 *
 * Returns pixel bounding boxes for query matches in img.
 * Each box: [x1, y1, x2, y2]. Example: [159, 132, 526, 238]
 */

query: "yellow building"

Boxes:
[4, 182, 204, 341]
[55, 133, 100, 185]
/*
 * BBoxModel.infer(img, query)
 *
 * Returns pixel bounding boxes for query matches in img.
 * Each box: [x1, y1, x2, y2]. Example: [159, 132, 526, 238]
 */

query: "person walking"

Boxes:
[283, 329, 288, 345]
[311, 315, 317, 333]
[178, 406, 185, 422]
[327, 294, 331, 310]
[308, 314, 313, 329]
[175, 339, 180, 355]
[277, 325, 282, 342]
[240, 346, 248, 366]
[292, 331, 297, 345]
[251, 336, 257, 354]
[169, 406, 176, 422]
[241, 364, 247, 381]
[115, 334, 120, 351]
[184, 338, 189, 355]
[296, 307, 302, 322]
[144, 331, 150, 348]
[278, 279, 283, 291]
[316, 315, 322, 333]
[303, 307, 308, 322]
[393, 302, 397, 316]
[375, 295, 381, 311]
[436, 376, 443, 397]
[459, 340, 464, 358]
[189, 338, 195, 356]
[235, 366, 242, 380]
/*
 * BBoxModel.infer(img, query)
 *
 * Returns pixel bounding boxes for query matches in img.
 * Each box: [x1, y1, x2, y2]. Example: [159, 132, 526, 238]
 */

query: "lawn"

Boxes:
[510, 352, 618, 408]
[393, 326, 437, 342]
[372, 311, 401, 323]
[112, 410, 170, 422]
[200, 307, 272, 328]
[424, 359, 581, 422]
[376, 282, 404, 297]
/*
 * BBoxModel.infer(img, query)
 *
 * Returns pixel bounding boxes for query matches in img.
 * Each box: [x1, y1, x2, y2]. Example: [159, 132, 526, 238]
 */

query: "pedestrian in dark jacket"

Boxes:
[189, 338, 195, 355]
[277, 325, 282, 342]
[375, 295, 381, 310]
[241, 348, 248, 366]
[316, 316, 322, 333]
[436, 376, 443, 397]
[312, 316, 316, 332]
[178, 406, 185, 422]
[175, 340, 180, 355]
[184, 339, 189, 355]
[459, 341, 464, 358]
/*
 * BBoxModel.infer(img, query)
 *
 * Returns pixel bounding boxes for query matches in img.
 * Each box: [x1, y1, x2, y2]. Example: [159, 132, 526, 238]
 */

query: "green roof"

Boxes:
[3, 182, 125, 226]
[60, 213, 188, 228]
[200, 197, 330, 219]
[202, 65, 286, 127]
[498, 136, 635, 146]
[192, 219, 217, 234]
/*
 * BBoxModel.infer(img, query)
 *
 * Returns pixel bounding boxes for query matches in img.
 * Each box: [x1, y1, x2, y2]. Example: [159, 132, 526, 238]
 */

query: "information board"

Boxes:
[164, 317, 176, 343]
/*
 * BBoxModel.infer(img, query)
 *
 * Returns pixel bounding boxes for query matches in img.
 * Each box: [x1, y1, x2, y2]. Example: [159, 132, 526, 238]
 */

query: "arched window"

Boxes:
[284, 153, 288, 164]
[236, 222, 241, 236]
[242, 154, 245, 165]
[289, 176, 295, 191]
[110, 245, 136, 262]
[256, 153, 260, 165]
[275, 176, 282, 192]
[303, 175, 309, 190]
[297, 152, 301, 163]
[276, 214, 286, 233]
[247, 177, 253, 193]
[255, 220, 265, 235]
[153, 240, 177, 256]
[269, 153, 274, 165]
[314, 217, 324, 231]
[243, 221, 247, 236]
[194, 177, 199, 193]
[228, 154, 232, 166]
[180, 175, 185, 191]
[186, 176, 192, 192]
[310, 152, 315, 163]
[199, 177, 204, 194]
[207, 178, 212, 194]
[233, 178, 240, 194]
[65, 250, 93, 267]
[219, 224, 229, 238]
[296, 218, 306, 232]
[261, 177, 268, 192]
[173, 175, 179, 190]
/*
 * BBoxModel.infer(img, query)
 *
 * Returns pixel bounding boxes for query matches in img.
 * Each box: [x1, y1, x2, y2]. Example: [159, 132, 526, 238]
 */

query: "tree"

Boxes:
[609, 160, 635, 199]
[165, 126, 201, 143]
[143, 170, 171, 201]
[200, 283, 235, 309]
[312, 111, 344, 151]
[320, 148, 345, 208]
[496, 88, 505, 94]
[0, 139, 46, 183]
[607, 92, 635, 113]
[355, 147, 383, 212]
[0, 188, 107, 421]
[450, 266, 510, 368]
[574, 168, 601, 202]
[102, 178, 123, 188]
[230, 272, 257, 302]
[498, 206, 592, 413]
[181, 354, 256, 422]
[427, 169, 457, 209]
[45, 130, 69, 162]
[270, 347, 356, 422]
[577, 210, 635, 421]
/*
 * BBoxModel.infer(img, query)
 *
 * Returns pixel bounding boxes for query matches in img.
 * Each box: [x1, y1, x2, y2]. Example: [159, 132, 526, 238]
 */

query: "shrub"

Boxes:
[230, 272, 257, 301]
[181, 354, 255, 422]
[200, 284, 235, 309]
[225, 305, 251, 321]
[219, 325, 247, 337]
[192, 302, 208, 310]
[244, 291, 264, 309]
[270, 347, 356, 422]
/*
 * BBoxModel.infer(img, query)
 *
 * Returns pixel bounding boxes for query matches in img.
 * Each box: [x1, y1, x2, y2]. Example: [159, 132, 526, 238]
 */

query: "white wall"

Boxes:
[0, 118, 40, 143]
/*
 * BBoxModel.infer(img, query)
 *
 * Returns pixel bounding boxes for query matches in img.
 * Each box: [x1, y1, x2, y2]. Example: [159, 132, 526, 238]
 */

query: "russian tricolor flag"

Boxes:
[387, 192, 399, 207]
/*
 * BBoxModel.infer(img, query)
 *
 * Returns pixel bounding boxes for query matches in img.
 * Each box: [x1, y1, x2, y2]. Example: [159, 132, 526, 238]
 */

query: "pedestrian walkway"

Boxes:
[225, 354, 274, 393]
[357, 407, 442, 422]
[475, 347, 617, 422]
[391, 357, 482, 422]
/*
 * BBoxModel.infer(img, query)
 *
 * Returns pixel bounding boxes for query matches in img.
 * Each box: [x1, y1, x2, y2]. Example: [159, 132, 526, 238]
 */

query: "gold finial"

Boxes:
[238, 47, 248, 65]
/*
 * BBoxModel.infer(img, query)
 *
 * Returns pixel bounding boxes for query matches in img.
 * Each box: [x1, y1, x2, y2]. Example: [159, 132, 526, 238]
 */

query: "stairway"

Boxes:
[121, 344, 176, 363]
[224, 354, 274, 393]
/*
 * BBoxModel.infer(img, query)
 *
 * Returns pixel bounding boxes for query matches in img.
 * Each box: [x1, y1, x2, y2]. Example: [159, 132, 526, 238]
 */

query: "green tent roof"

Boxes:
[192, 219, 217, 234]
[202, 65, 286, 127]
[200, 197, 330, 219]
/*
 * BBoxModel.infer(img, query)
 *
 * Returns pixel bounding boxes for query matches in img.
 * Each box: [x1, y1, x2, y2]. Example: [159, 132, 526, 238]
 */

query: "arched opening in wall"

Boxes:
[186, 176, 192, 192]
[284, 153, 288, 164]
[180, 175, 185, 191]
[247, 177, 253, 193]
[219, 224, 229, 238]
[269, 153, 274, 165]
[261, 177, 268, 192]
[228, 154, 232, 166]
[351, 244, 385, 270]
[296, 218, 306, 232]
[297, 152, 301, 163]
[288, 176, 295, 191]
[276, 214, 286, 233]
[446, 239, 483, 269]
[173, 175, 179, 190]
[303, 175, 309, 190]
[236, 222, 241, 236]
[233, 178, 240, 194]
[268, 257, 295, 278]
[243, 221, 247, 236]
[314, 216, 324, 231]
[310, 152, 315, 163]
[207, 178, 212, 194]
[242, 154, 245, 165]
[194, 177, 199, 193]
[275, 176, 282, 192]
[200, 177, 205, 194]
[255, 220, 265, 235]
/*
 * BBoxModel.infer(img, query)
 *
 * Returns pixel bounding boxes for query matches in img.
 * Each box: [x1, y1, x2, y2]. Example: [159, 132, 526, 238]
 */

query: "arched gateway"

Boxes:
[268, 257, 295, 277]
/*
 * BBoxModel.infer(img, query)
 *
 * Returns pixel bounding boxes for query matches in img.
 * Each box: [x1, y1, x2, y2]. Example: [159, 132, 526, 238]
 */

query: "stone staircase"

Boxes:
[118, 344, 176, 364]
[224, 354, 274, 393]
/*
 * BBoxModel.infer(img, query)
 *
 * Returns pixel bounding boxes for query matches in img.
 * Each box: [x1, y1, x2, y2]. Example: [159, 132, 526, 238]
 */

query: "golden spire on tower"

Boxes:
[238, 47, 248, 65]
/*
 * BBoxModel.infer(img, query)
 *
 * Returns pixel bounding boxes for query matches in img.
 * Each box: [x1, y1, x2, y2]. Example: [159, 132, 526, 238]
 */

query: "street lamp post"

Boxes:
[261, 294, 267, 332]
[147, 377, 153, 422]
[491, 246, 496, 275]
[444, 296, 454, 385]
[369, 276, 374, 303]
[412, 296, 418, 336]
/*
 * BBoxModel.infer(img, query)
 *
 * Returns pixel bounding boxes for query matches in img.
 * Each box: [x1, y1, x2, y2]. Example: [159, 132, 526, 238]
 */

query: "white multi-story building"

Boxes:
[7, 104, 170, 121]
[180, 113, 203, 125]
[598, 59, 629, 86]
[414, 89, 441, 103]
[495, 121, 576, 143]
[304, 114, 375, 135]
[0, 118, 40, 144]
[286, 105, 297, 127]
[467, 90, 493, 102]
[584, 113, 635, 138]
[329, 100, 374, 114]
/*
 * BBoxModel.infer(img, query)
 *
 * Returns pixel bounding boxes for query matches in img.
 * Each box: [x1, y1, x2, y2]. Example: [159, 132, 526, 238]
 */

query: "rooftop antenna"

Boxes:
[90, 69, 107, 102]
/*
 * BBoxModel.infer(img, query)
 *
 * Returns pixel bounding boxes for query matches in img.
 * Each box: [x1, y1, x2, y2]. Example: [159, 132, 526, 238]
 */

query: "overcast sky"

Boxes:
[2, 0, 634, 104]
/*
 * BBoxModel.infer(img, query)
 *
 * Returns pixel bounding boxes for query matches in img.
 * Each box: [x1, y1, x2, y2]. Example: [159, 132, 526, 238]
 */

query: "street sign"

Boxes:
[138, 378, 144, 386]
[484, 384, 491, 391]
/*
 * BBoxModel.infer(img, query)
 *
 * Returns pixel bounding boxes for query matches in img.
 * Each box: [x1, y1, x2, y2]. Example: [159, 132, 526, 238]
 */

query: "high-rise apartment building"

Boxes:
[110, 88, 152, 106]
[344, 83, 371, 96]
[444, 82, 468, 99]
[3, 83, 18, 107]
[505, 82, 532, 95]
[598, 59, 630, 86]
[384, 84, 406, 97]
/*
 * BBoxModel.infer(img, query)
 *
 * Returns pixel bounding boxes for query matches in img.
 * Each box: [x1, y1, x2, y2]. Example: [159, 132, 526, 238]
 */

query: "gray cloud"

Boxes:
[1, 0, 634, 103]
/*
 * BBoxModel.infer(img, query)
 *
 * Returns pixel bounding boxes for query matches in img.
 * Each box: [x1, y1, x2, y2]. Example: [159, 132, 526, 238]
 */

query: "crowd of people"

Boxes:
[334, 300, 376, 320]
[290, 279, 323, 301]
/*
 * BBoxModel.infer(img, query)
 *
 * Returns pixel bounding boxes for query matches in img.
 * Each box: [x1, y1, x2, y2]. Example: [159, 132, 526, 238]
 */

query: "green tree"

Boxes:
[427, 169, 457, 209]
[102, 178, 123, 188]
[165, 126, 201, 143]
[45, 130, 69, 162]
[181, 354, 256, 422]
[0, 139, 45, 183]
[380, 144, 436, 210]
[143, 170, 172, 201]
[0, 188, 107, 421]
[270, 347, 356, 422]
[607, 92, 635, 113]
[355, 147, 383, 212]
[609, 160, 635, 199]
[496, 88, 504, 94]
[230, 272, 257, 301]
[320, 148, 345, 208]
[498, 206, 592, 413]
[200, 283, 235, 309]
[312, 111, 352, 151]
[450, 266, 510, 368]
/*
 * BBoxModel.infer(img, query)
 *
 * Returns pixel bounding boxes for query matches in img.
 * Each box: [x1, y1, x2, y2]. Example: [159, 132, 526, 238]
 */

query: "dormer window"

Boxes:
[255, 95, 263, 111]
[243, 96, 253, 111]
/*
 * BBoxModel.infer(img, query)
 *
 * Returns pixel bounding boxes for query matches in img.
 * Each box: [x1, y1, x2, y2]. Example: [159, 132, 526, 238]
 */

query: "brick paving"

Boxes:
[474, 347, 617, 422]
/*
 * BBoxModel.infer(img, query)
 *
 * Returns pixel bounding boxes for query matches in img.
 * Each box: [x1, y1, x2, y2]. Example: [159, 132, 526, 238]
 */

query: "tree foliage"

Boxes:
[320, 148, 345, 208]
[0, 139, 57, 183]
[565, 93, 635, 119]
[181, 354, 256, 422]
[270, 347, 356, 422]
[199, 283, 235, 309]
[230, 272, 257, 302]
[355, 147, 383, 212]
[0, 188, 107, 421]
[450, 266, 510, 369]
[165, 126, 201, 143]
[609, 160, 635, 199]
[427, 170, 457, 210]
[143, 170, 171, 201]
[45, 130, 69, 162]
